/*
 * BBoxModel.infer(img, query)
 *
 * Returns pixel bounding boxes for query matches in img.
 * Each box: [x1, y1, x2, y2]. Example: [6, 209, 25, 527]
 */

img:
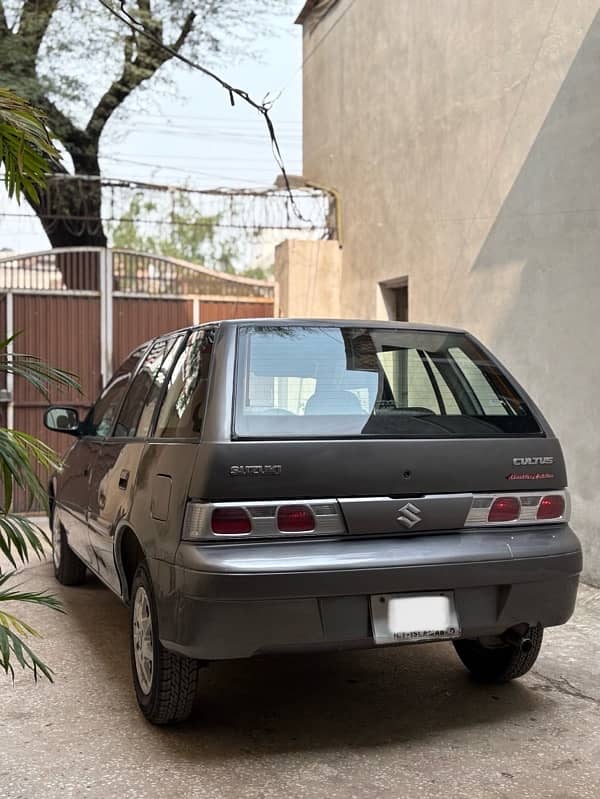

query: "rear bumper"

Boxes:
[153, 525, 582, 660]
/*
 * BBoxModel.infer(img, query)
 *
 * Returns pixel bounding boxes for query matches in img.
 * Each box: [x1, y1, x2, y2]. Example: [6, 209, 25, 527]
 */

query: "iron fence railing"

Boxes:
[112, 250, 274, 298]
[0, 247, 275, 299]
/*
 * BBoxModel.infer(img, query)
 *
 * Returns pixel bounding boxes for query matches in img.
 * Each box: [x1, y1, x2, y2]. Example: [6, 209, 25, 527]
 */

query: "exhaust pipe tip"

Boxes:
[503, 629, 533, 653]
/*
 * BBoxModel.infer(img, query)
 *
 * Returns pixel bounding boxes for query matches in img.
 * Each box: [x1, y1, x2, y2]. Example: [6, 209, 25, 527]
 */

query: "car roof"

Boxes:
[216, 318, 468, 334]
[134, 317, 468, 357]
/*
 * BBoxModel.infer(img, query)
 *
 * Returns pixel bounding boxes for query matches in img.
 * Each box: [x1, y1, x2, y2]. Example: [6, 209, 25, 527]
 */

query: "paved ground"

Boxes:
[2, 529, 600, 799]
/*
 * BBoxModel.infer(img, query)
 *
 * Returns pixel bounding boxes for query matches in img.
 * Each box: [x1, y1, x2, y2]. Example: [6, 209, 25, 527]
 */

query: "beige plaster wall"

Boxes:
[275, 239, 343, 318]
[301, 0, 600, 584]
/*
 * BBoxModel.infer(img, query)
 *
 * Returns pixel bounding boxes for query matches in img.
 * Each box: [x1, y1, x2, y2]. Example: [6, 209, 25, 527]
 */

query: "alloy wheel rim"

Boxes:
[133, 586, 154, 695]
[52, 513, 61, 570]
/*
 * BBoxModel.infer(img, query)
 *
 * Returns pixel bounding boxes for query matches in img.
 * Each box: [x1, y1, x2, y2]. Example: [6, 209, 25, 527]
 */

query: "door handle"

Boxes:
[118, 470, 130, 490]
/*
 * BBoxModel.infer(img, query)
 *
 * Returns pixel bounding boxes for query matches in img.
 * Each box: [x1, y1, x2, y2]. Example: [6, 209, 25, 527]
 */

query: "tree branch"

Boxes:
[17, 0, 58, 61]
[37, 98, 81, 155]
[0, 2, 9, 38]
[85, 7, 195, 143]
[172, 11, 195, 52]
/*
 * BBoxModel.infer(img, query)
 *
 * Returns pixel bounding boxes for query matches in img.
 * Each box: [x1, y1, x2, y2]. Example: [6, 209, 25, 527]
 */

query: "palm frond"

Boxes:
[0, 619, 54, 682]
[0, 88, 61, 204]
[0, 572, 63, 613]
[0, 573, 63, 682]
[0, 515, 49, 568]
[0, 428, 61, 511]
[0, 335, 80, 400]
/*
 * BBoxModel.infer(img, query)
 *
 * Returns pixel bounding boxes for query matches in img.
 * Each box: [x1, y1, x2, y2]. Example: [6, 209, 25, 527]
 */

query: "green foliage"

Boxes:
[110, 192, 240, 273]
[0, 87, 60, 202]
[0, 335, 80, 682]
[0, 86, 77, 681]
[0, 571, 64, 682]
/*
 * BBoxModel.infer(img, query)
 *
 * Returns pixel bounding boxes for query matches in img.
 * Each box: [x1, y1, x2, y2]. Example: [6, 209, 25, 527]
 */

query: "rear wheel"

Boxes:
[130, 562, 199, 725]
[52, 509, 86, 586]
[453, 624, 543, 683]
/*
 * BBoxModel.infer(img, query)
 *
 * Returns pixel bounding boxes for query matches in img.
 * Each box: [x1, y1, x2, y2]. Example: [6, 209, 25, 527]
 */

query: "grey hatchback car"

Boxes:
[45, 319, 582, 724]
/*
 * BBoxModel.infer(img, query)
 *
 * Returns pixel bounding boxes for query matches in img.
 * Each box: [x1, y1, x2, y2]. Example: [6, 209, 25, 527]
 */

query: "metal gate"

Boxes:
[0, 247, 276, 511]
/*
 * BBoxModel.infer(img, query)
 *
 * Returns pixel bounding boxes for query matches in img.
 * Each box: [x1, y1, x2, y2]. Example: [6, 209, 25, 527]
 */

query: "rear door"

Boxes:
[56, 356, 145, 567]
[87, 336, 183, 591]
[191, 324, 565, 533]
[55, 437, 97, 566]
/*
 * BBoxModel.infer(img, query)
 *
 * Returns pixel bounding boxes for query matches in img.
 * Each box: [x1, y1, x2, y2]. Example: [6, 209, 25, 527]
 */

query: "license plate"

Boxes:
[370, 592, 460, 645]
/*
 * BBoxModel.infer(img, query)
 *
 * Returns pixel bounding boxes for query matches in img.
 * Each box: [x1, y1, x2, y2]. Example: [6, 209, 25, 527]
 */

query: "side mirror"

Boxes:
[44, 406, 81, 436]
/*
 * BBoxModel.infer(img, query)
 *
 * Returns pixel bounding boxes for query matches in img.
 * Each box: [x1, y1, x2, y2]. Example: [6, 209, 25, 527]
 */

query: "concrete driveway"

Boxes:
[2, 546, 600, 799]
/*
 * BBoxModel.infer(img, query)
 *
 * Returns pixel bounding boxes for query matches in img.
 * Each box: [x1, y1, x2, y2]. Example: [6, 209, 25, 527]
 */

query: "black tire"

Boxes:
[130, 562, 199, 725]
[453, 624, 543, 683]
[51, 509, 86, 586]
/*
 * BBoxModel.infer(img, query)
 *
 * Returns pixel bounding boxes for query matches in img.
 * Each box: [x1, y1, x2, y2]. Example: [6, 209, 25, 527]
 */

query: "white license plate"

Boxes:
[370, 592, 460, 645]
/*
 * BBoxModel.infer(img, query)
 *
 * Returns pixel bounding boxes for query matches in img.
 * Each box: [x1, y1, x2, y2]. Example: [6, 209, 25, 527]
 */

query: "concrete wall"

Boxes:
[300, 0, 600, 584]
[275, 239, 343, 317]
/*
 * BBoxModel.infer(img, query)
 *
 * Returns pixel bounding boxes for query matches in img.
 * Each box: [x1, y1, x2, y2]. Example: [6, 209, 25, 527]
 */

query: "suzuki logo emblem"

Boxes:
[396, 502, 422, 529]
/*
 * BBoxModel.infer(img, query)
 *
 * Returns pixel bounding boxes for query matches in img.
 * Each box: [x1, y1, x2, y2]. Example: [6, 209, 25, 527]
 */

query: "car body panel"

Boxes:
[88, 440, 145, 592]
[54, 438, 99, 568]
[188, 436, 567, 503]
[127, 441, 200, 563]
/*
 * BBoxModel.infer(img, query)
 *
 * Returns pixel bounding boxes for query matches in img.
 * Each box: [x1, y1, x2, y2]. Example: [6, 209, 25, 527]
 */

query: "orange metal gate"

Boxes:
[0, 248, 275, 511]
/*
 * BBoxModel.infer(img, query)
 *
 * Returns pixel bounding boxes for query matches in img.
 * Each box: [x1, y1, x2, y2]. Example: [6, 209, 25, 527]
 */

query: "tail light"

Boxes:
[537, 494, 566, 520]
[488, 497, 520, 522]
[277, 505, 315, 533]
[182, 499, 345, 540]
[211, 507, 251, 535]
[465, 490, 569, 527]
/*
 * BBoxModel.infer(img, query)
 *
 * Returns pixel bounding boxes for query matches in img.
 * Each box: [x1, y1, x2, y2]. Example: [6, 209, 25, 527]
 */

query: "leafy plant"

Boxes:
[0, 338, 80, 681]
[0, 87, 59, 203]
[0, 88, 75, 680]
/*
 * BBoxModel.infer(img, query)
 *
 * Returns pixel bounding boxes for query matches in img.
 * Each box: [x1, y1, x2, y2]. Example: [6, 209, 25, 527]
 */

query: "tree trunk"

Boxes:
[34, 157, 106, 290]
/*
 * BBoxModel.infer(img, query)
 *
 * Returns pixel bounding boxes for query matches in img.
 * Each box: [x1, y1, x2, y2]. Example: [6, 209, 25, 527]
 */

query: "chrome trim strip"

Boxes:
[183, 489, 571, 541]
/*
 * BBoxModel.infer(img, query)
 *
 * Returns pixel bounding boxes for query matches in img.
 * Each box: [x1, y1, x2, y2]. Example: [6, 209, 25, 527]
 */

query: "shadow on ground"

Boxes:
[58, 568, 546, 761]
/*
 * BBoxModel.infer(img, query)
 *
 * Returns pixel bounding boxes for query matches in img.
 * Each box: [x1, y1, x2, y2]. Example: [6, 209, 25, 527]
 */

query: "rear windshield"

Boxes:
[233, 326, 542, 439]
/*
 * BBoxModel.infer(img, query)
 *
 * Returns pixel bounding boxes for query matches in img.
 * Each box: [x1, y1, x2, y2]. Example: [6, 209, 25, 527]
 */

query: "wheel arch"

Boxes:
[47, 478, 57, 521]
[114, 522, 145, 605]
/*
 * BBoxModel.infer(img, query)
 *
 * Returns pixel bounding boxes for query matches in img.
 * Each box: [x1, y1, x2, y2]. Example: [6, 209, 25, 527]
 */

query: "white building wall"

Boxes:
[301, 0, 600, 584]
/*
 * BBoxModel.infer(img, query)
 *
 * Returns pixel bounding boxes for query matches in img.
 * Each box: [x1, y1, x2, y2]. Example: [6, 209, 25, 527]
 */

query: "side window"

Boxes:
[113, 335, 183, 438]
[407, 350, 441, 412]
[425, 356, 461, 414]
[449, 347, 509, 415]
[154, 328, 216, 438]
[84, 350, 145, 438]
[377, 349, 442, 413]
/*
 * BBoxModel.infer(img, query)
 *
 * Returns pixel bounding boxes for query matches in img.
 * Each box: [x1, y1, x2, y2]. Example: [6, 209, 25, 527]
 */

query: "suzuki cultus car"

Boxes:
[45, 320, 582, 724]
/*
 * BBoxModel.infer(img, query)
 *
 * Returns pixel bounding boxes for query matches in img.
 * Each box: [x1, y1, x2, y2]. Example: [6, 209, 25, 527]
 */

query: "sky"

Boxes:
[0, 3, 304, 252]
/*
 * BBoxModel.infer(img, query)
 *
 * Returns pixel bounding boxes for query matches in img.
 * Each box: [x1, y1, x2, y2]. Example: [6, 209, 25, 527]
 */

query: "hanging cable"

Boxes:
[97, 0, 308, 221]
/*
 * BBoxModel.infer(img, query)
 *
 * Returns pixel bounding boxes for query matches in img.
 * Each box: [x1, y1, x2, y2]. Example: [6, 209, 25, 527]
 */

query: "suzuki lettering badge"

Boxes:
[396, 502, 422, 529]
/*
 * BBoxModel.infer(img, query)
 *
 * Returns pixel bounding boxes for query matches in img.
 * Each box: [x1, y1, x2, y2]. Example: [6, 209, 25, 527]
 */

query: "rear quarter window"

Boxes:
[154, 328, 215, 438]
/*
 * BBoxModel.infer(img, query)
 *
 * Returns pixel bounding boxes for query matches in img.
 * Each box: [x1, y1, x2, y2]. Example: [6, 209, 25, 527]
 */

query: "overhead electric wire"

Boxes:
[0, 211, 325, 233]
[97, 0, 307, 221]
[100, 154, 272, 185]
[137, 113, 301, 125]
[41, 173, 324, 199]
[265, 0, 359, 108]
